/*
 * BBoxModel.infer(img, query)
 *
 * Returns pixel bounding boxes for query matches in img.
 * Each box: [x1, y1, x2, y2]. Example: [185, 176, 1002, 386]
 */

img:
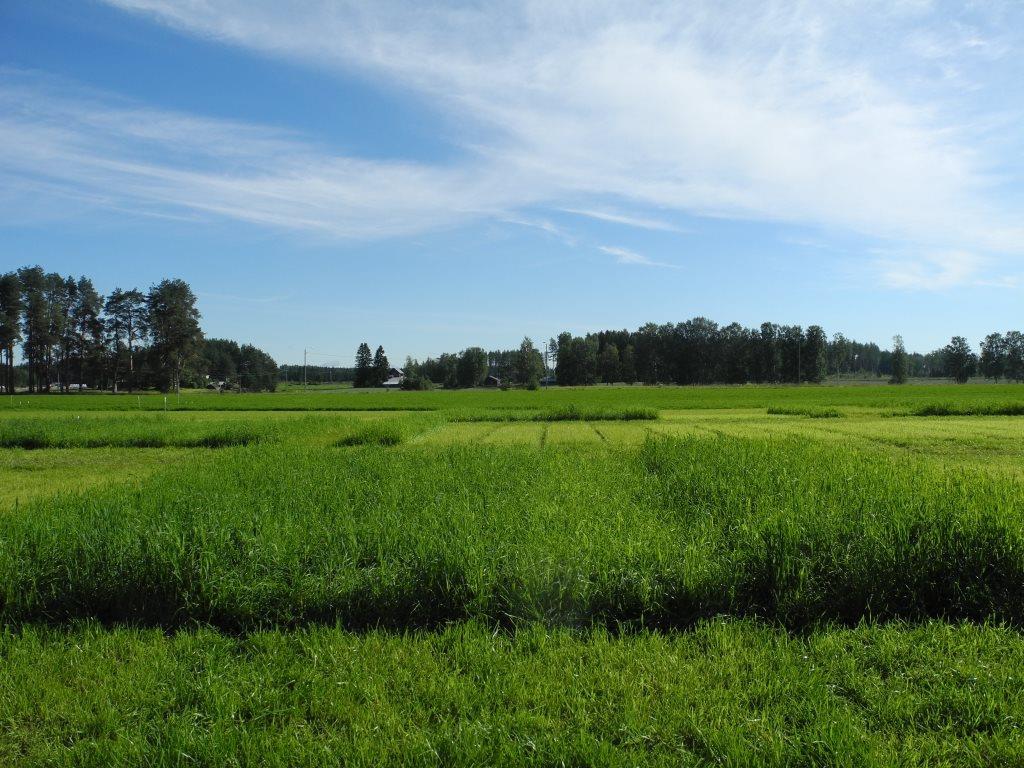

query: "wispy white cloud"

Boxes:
[500, 216, 578, 246]
[0, 70, 540, 239]
[8, 1, 1024, 286]
[599, 245, 679, 269]
[782, 236, 838, 251]
[560, 207, 685, 233]
[874, 250, 1018, 291]
[97, 2, 1024, 254]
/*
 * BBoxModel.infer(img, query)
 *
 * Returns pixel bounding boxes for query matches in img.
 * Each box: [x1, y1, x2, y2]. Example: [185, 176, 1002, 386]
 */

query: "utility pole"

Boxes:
[303, 349, 307, 390]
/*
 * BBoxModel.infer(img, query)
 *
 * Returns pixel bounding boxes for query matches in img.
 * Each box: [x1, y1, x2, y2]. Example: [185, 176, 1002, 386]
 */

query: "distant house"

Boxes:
[382, 367, 405, 388]
[483, 375, 501, 387]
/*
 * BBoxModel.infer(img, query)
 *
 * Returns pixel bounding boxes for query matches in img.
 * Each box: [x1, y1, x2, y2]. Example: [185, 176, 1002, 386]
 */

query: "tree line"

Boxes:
[278, 365, 356, 386]
[343, 321, 1022, 390]
[0, 266, 277, 394]
[549, 321, 1022, 386]
[201, 339, 279, 393]
[345, 339, 546, 389]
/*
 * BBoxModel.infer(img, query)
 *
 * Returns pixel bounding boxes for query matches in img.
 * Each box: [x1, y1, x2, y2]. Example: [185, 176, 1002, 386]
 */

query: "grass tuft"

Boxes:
[335, 422, 405, 447]
[911, 402, 1024, 416]
[450, 406, 658, 423]
[0, 417, 269, 449]
[766, 406, 844, 418]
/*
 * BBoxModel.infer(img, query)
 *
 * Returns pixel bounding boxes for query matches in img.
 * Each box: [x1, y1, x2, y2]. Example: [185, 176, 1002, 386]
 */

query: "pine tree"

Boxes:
[620, 344, 637, 384]
[801, 325, 828, 383]
[146, 279, 202, 394]
[71, 276, 104, 391]
[104, 288, 146, 393]
[0, 272, 21, 394]
[17, 266, 47, 393]
[598, 342, 620, 383]
[372, 345, 390, 387]
[889, 335, 908, 384]
[354, 343, 373, 388]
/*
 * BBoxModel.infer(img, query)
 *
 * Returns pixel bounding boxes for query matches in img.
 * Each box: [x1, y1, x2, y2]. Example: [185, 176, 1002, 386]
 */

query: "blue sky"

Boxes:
[2, 1, 1022, 365]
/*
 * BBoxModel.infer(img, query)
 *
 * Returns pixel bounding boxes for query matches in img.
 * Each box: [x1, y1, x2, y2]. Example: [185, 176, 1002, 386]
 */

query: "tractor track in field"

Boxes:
[477, 423, 505, 443]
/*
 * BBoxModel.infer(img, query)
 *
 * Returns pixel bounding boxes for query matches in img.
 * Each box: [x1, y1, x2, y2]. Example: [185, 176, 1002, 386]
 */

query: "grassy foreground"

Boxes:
[2, 621, 1022, 766]
[2, 384, 1024, 765]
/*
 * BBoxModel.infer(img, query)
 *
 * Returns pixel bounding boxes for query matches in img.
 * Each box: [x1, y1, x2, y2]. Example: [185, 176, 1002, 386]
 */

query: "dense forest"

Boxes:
[0, 267, 277, 394]
[357, 321, 1019, 389]
[543, 322, 997, 386]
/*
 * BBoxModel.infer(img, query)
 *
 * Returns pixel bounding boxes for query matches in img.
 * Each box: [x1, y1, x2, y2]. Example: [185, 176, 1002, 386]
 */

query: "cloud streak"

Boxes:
[0, 70, 541, 239]
[599, 245, 679, 269]
[6, 1, 1024, 287]
[873, 250, 1020, 292]
[560, 208, 685, 233]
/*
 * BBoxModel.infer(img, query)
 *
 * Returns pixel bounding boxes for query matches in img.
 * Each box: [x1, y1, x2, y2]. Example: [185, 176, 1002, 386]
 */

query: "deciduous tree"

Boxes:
[943, 336, 976, 384]
[979, 333, 1006, 381]
[1004, 331, 1024, 383]
[515, 337, 544, 385]
[456, 347, 487, 387]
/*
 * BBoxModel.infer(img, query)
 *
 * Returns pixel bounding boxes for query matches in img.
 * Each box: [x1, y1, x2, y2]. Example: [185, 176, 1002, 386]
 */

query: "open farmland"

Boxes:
[3, 384, 1024, 765]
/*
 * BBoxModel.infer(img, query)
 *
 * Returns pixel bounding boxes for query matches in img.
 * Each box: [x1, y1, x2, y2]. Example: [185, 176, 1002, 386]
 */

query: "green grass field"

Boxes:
[2, 384, 1024, 765]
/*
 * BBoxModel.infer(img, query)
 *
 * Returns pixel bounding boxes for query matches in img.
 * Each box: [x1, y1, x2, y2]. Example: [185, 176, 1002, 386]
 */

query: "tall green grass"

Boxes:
[766, 405, 844, 418]
[910, 402, 1024, 417]
[2, 620, 1022, 766]
[3, 435, 1022, 631]
[0, 415, 273, 449]
[335, 421, 407, 446]
[6, 382, 1024, 414]
[449, 404, 658, 422]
